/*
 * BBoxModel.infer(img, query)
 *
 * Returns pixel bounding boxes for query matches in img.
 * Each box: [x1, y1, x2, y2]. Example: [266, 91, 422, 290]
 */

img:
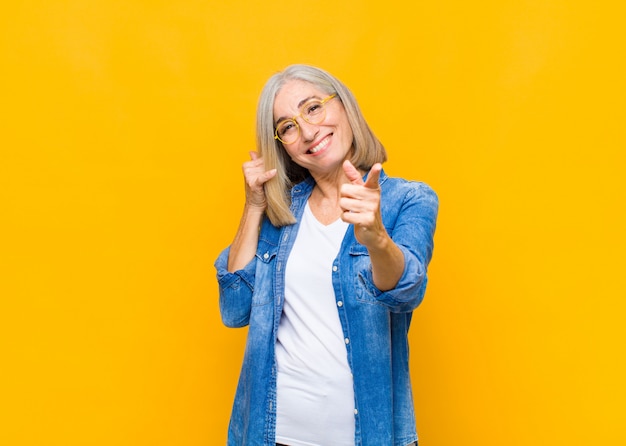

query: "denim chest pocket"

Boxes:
[349, 244, 382, 306]
[252, 241, 278, 306]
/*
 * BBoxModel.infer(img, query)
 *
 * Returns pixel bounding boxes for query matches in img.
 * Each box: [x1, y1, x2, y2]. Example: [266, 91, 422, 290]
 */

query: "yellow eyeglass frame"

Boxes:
[274, 94, 337, 145]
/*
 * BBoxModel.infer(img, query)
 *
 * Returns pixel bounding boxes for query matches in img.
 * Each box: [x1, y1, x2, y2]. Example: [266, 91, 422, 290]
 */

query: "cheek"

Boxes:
[335, 112, 352, 137]
[342, 121, 354, 143]
[284, 145, 301, 160]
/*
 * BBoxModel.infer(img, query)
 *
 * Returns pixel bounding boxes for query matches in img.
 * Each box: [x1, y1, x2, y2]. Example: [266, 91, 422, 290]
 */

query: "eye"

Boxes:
[304, 101, 323, 117]
[278, 121, 297, 137]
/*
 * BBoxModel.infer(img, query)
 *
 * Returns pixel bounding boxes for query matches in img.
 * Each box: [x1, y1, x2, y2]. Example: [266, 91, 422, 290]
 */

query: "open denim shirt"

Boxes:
[215, 170, 438, 446]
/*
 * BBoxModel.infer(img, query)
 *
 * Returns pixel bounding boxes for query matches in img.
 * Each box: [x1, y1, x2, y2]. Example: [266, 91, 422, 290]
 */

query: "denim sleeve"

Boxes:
[214, 246, 257, 328]
[360, 182, 439, 313]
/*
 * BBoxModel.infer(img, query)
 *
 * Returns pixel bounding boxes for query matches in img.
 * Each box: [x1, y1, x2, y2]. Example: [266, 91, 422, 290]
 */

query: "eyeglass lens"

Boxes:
[275, 99, 328, 144]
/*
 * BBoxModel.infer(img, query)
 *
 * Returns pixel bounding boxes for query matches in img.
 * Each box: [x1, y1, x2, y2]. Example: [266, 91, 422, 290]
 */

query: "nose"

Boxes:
[298, 119, 319, 142]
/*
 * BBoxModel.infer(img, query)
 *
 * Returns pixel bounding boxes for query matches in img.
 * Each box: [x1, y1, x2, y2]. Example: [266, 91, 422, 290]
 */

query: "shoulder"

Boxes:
[381, 175, 438, 206]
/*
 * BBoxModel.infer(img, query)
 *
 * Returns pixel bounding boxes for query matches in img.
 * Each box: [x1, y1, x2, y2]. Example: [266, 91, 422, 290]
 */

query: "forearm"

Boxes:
[227, 204, 265, 272]
[367, 233, 405, 291]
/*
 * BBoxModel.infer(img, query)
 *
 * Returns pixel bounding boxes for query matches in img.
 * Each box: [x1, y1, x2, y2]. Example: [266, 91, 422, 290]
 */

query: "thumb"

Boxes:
[363, 163, 382, 190]
[343, 159, 364, 185]
[249, 151, 259, 161]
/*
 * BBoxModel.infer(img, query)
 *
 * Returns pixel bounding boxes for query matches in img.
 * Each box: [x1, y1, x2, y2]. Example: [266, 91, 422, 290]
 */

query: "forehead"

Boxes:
[273, 80, 326, 115]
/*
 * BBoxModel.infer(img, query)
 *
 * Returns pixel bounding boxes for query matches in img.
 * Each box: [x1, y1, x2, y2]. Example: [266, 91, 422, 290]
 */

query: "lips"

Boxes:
[307, 135, 331, 154]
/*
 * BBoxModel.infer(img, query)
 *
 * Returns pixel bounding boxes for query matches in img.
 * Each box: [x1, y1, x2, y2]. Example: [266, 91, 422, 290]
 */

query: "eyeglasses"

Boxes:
[274, 94, 337, 145]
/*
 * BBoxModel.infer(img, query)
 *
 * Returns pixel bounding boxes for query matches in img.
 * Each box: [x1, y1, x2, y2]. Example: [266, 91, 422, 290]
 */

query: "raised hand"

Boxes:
[243, 151, 277, 210]
[340, 160, 386, 248]
[340, 160, 404, 291]
[227, 152, 277, 272]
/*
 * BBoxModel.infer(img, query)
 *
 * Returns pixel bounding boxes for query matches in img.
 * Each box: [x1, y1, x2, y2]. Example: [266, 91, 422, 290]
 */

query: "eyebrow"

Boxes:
[274, 95, 321, 126]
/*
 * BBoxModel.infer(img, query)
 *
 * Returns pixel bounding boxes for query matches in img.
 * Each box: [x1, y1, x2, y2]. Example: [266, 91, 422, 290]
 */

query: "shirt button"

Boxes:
[354, 409, 358, 415]
[344, 338, 350, 344]
[337, 301, 343, 307]
[332, 265, 338, 272]
[263, 252, 269, 259]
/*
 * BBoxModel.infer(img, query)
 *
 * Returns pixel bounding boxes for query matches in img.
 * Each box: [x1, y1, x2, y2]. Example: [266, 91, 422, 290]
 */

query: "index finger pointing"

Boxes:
[342, 159, 364, 185]
[363, 163, 382, 190]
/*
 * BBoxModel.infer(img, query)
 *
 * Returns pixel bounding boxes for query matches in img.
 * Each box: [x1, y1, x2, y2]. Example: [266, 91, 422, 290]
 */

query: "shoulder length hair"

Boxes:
[257, 64, 387, 226]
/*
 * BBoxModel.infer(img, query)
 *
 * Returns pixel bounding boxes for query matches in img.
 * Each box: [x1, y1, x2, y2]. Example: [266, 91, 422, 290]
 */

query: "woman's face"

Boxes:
[273, 80, 353, 177]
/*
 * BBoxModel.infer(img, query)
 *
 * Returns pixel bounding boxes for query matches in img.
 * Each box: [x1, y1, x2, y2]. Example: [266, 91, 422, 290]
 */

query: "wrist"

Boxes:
[365, 232, 392, 254]
[244, 202, 267, 215]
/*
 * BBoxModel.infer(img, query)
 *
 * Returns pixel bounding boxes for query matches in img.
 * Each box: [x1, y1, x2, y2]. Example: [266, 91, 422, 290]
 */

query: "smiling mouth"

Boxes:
[307, 135, 331, 154]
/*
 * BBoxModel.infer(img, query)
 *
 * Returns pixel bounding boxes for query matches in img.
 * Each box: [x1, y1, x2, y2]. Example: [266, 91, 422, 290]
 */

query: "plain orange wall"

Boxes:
[2, 1, 625, 445]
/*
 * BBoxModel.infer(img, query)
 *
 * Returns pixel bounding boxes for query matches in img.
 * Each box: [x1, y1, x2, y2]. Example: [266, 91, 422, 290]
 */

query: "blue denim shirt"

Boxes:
[215, 170, 438, 446]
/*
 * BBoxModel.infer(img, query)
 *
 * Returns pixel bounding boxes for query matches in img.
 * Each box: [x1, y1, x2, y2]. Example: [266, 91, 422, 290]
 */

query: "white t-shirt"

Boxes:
[275, 202, 354, 446]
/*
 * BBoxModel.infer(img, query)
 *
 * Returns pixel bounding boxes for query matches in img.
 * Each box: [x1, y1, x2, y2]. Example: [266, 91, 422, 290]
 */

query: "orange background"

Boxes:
[2, 1, 625, 445]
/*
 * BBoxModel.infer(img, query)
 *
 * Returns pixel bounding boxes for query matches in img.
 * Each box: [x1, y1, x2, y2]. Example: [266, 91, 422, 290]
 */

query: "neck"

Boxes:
[308, 178, 344, 225]
[309, 164, 365, 200]
[312, 177, 344, 201]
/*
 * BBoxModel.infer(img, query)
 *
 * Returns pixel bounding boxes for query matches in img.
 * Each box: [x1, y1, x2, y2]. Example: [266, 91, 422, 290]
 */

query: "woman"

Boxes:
[215, 64, 438, 446]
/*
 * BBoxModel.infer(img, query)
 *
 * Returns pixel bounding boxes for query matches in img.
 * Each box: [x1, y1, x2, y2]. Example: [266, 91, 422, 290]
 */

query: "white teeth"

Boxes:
[309, 137, 330, 154]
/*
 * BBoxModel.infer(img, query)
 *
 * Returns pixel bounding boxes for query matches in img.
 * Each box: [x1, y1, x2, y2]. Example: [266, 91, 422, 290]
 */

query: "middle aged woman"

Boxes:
[215, 64, 439, 446]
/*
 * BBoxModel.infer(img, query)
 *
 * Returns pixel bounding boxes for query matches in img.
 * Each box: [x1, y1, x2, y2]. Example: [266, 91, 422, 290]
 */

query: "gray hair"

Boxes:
[256, 64, 386, 226]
